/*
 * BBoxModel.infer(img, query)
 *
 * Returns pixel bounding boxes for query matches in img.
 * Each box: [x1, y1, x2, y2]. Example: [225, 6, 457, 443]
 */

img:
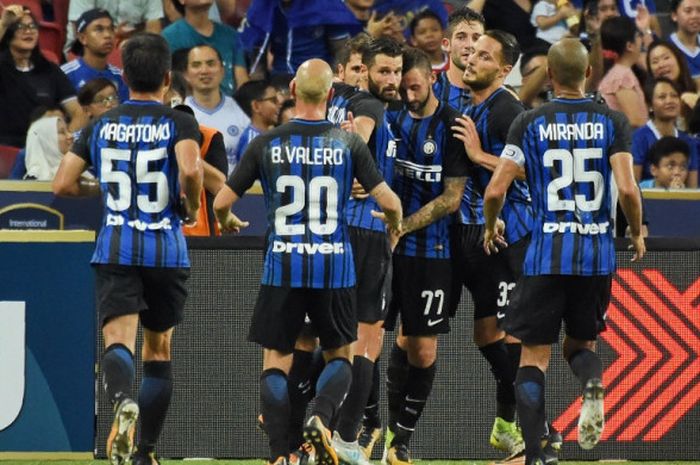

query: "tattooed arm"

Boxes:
[401, 176, 467, 235]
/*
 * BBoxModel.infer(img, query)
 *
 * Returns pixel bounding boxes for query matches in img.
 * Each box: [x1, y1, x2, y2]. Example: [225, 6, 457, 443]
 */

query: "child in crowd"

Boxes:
[639, 136, 691, 189]
[409, 10, 448, 72]
[531, 0, 579, 45]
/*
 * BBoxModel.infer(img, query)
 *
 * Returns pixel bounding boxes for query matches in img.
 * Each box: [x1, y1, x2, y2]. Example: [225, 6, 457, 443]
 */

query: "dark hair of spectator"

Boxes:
[600, 16, 647, 85]
[77, 78, 118, 106]
[234, 79, 273, 118]
[27, 105, 65, 125]
[187, 44, 224, 66]
[519, 43, 549, 75]
[171, 0, 185, 17]
[649, 136, 690, 167]
[172, 49, 190, 73]
[269, 73, 294, 92]
[402, 47, 433, 75]
[278, 98, 295, 125]
[646, 40, 697, 94]
[335, 33, 371, 68]
[122, 33, 172, 93]
[0, 9, 50, 70]
[643, 77, 681, 109]
[409, 9, 444, 37]
[670, 0, 688, 13]
[484, 30, 521, 67]
[362, 37, 403, 69]
[170, 71, 188, 99]
[446, 6, 484, 39]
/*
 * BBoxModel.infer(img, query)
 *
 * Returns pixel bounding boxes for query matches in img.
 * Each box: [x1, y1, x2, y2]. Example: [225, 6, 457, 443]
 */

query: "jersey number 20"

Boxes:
[543, 148, 604, 212]
[275, 175, 339, 236]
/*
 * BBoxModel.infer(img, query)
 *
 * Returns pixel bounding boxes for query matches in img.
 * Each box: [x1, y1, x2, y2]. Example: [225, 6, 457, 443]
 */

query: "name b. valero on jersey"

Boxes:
[270, 145, 345, 166]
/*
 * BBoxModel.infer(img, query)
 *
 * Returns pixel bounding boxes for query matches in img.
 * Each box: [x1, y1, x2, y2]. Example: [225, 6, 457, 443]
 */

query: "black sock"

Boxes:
[568, 349, 603, 390]
[393, 362, 436, 447]
[137, 361, 173, 454]
[336, 356, 375, 441]
[479, 339, 517, 422]
[386, 343, 409, 431]
[261, 369, 291, 461]
[287, 349, 315, 450]
[515, 366, 546, 462]
[312, 358, 352, 426]
[363, 357, 381, 428]
[102, 343, 135, 405]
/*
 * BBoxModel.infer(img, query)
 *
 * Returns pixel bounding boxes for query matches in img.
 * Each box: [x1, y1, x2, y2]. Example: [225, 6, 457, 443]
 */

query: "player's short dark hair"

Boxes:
[409, 9, 444, 36]
[235, 79, 273, 117]
[335, 33, 371, 68]
[402, 46, 433, 76]
[484, 29, 520, 67]
[362, 36, 403, 69]
[446, 6, 484, 39]
[643, 77, 681, 107]
[649, 136, 690, 166]
[77, 77, 118, 106]
[122, 33, 171, 93]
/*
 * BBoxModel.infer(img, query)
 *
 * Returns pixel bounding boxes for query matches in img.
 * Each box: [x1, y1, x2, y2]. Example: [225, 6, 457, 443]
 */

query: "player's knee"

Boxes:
[406, 342, 437, 368]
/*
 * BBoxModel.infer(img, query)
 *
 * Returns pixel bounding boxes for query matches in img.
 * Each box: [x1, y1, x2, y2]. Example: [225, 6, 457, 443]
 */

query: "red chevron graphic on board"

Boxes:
[552, 270, 700, 443]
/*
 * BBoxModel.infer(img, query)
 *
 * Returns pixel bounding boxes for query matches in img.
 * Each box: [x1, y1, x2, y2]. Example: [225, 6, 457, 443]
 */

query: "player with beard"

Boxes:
[381, 47, 471, 465]
[433, 7, 484, 113]
[451, 29, 532, 459]
[326, 36, 403, 465]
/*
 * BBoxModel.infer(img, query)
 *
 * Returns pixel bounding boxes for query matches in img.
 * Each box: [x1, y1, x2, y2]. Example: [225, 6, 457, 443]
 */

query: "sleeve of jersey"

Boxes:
[352, 136, 384, 192]
[173, 112, 203, 145]
[490, 99, 524, 144]
[206, 132, 229, 176]
[443, 124, 473, 178]
[610, 111, 633, 155]
[226, 137, 261, 197]
[352, 96, 384, 124]
[501, 113, 527, 167]
[71, 123, 93, 166]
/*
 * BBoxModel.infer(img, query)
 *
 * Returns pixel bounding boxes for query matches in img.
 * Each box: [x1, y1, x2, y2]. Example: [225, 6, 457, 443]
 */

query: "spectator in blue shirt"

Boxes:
[639, 136, 691, 189]
[232, 80, 282, 166]
[61, 9, 129, 102]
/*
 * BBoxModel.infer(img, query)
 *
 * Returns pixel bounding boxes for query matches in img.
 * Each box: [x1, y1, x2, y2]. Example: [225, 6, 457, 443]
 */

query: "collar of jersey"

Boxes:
[551, 97, 592, 104]
[291, 118, 330, 125]
[124, 99, 162, 106]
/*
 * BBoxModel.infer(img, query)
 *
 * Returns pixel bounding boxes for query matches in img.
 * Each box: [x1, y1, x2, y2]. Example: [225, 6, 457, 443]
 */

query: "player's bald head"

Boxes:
[547, 38, 589, 88]
[293, 59, 333, 104]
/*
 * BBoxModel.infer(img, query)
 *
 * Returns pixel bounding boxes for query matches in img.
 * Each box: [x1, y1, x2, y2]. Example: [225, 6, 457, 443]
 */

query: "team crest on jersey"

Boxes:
[227, 125, 241, 137]
[422, 138, 437, 156]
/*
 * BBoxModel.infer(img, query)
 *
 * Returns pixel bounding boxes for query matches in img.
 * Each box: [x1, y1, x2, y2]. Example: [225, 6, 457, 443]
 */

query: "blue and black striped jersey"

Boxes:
[328, 82, 397, 232]
[460, 88, 533, 243]
[228, 119, 384, 288]
[72, 100, 201, 267]
[433, 71, 471, 113]
[501, 98, 632, 276]
[388, 103, 471, 259]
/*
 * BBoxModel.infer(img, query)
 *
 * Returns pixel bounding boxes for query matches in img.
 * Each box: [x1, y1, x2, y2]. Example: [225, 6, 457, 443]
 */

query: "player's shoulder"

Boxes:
[437, 101, 462, 123]
[491, 88, 526, 112]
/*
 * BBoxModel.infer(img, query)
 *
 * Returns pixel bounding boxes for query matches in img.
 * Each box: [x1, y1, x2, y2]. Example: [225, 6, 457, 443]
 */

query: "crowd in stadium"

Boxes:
[0, 1, 683, 465]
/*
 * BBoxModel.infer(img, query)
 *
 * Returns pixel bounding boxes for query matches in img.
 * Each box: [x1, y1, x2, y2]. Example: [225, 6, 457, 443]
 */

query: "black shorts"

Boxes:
[493, 235, 529, 324]
[94, 264, 190, 332]
[449, 224, 500, 319]
[385, 255, 453, 336]
[503, 274, 612, 345]
[248, 285, 357, 353]
[350, 227, 392, 323]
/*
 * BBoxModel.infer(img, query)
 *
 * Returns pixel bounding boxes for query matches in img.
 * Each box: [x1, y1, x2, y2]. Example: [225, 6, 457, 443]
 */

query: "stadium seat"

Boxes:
[41, 48, 60, 64]
[0, 145, 21, 179]
[51, 0, 69, 30]
[6, 0, 43, 20]
[38, 21, 64, 62]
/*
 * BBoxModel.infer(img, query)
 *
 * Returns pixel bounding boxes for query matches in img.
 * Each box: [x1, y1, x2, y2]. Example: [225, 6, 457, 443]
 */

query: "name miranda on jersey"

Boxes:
[539, 122, 604, 141]
[270, 146, 345, 165]
[99, 122, 171, 143]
